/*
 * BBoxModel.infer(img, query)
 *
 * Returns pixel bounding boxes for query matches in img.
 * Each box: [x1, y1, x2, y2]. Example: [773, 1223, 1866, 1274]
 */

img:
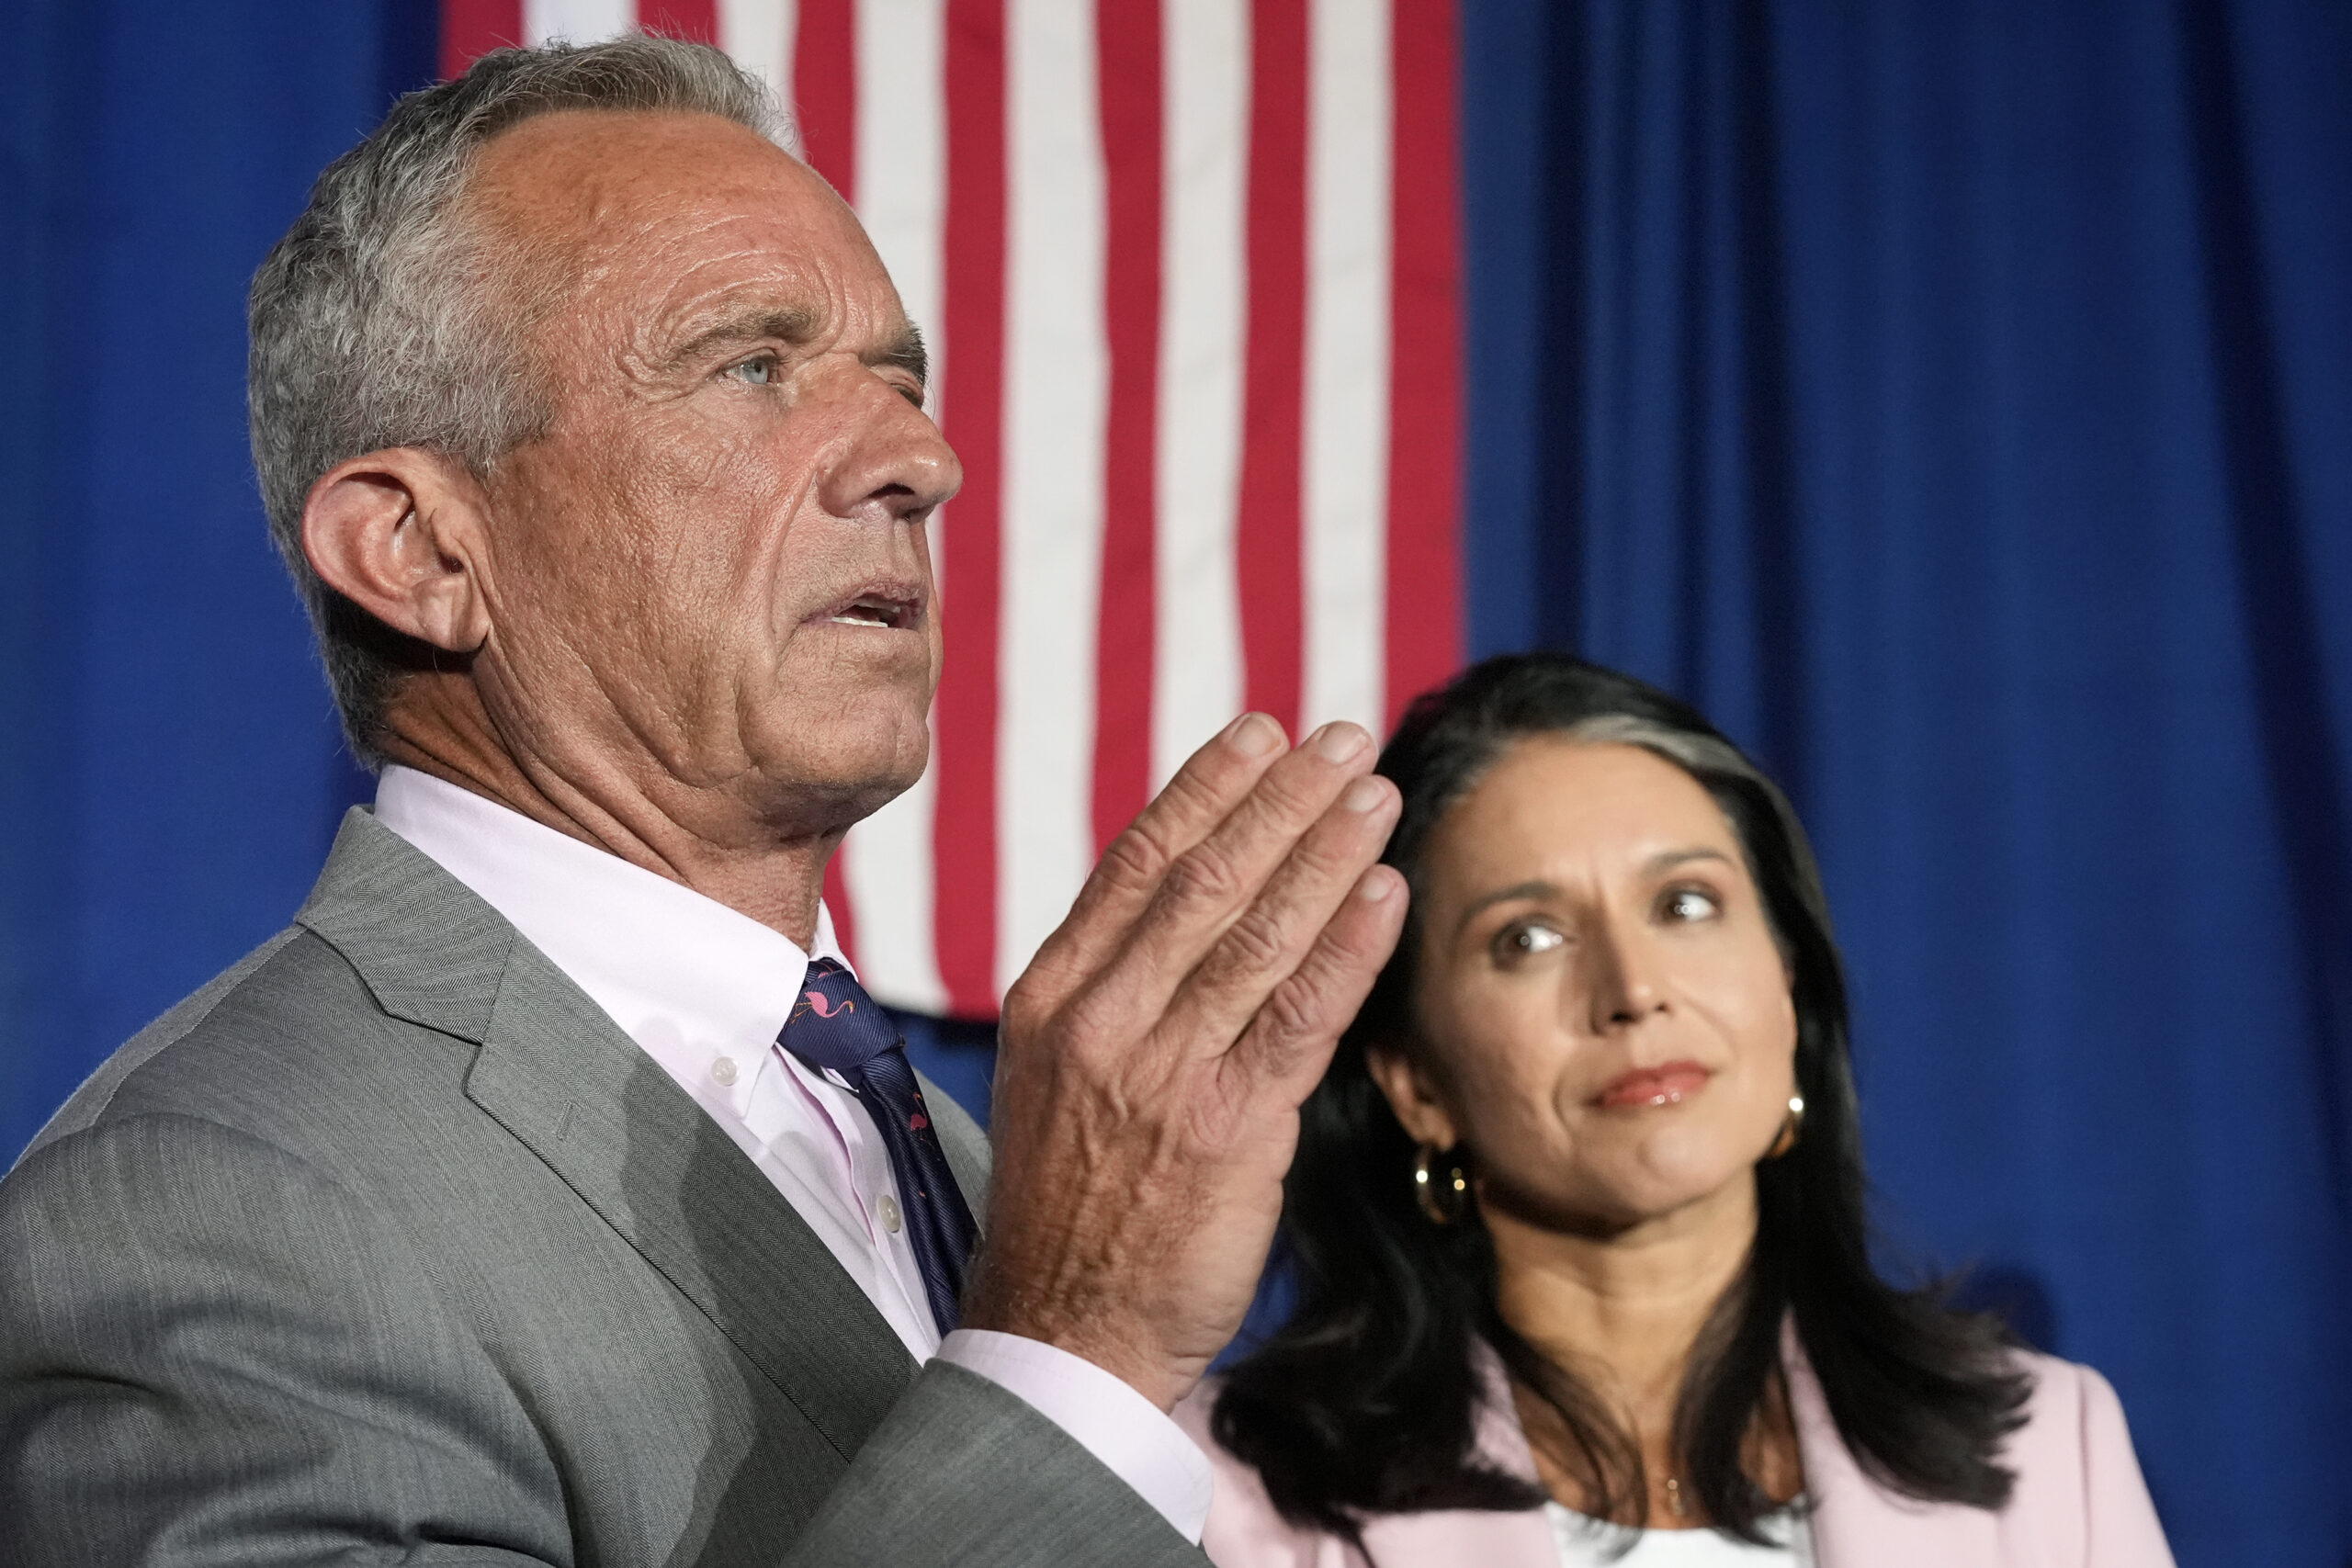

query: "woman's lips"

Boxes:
[1594, 1062, 1713, 1109]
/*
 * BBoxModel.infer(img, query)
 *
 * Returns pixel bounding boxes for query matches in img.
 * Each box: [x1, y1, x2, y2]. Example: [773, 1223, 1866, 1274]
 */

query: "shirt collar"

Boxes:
[372, 764, 846, 1081]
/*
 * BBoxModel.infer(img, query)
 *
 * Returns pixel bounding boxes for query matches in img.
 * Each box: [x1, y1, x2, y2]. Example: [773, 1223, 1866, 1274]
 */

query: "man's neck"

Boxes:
[378, 687, 834, 950]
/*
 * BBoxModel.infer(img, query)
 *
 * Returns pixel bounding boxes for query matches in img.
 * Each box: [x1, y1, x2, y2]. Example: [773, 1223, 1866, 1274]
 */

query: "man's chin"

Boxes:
[788, 620, 940, 684]
[743, 728, 931, 832]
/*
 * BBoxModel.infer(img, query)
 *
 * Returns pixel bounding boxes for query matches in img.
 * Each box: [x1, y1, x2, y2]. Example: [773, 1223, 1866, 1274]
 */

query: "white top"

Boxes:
[1544, 1502, 1814, 1566]
[373, 764, 1212, 1541]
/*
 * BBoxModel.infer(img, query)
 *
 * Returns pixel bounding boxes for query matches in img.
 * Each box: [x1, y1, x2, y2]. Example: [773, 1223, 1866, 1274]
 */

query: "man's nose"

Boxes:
[817, 367, 964, 525]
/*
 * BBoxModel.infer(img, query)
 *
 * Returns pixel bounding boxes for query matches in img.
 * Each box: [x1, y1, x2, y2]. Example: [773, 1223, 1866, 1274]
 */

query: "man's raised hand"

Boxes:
[962, 713, 1408, 1411]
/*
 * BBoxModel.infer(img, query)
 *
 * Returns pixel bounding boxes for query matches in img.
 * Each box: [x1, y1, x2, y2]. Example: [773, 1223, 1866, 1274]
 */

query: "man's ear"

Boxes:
[1364, 1044, 1462, 1152]
[301, 448, 493, 653]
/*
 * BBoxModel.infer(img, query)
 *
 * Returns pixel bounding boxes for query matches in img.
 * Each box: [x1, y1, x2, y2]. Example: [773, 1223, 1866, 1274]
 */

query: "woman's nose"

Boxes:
[1584, 917, 1668, 1032]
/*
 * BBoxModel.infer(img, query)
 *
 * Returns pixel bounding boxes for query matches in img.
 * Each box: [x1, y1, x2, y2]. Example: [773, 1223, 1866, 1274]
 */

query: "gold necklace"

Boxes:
[1662, 1476, 1690, 1518]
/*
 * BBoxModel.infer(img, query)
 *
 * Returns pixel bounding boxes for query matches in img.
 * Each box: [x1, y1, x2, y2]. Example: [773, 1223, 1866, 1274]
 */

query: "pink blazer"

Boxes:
[1175, 1328, 2175, 1568]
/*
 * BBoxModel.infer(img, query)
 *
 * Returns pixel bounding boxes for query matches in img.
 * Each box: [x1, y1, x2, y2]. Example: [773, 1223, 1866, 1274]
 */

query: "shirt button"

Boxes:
[876, 1193, 903, 1234]
[710, 1056, 739, 1087]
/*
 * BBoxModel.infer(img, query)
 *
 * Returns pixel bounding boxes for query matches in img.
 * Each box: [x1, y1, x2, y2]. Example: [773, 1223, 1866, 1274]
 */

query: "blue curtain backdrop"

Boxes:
[3, 4, 2346, 1565]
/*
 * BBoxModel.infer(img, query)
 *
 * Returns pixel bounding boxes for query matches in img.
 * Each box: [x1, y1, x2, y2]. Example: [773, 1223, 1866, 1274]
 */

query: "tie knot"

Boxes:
[779, 958, 901, 1073]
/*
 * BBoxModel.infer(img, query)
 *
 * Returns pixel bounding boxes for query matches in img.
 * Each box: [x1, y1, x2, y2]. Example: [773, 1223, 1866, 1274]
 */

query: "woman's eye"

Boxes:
[1496, 922, 1566, 961]
[1660, 887, 1720, 922]
[726, 355, 779, 386]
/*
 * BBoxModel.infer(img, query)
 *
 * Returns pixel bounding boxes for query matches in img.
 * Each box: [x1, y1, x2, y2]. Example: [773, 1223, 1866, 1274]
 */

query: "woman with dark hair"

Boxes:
[1177, 654, 2170, 1566]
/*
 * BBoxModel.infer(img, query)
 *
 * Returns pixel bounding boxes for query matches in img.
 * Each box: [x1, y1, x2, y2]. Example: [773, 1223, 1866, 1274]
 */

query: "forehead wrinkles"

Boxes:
[626, 221, 847, 375]
[538, 192, 905, 414]
[467, 112, 866, 397]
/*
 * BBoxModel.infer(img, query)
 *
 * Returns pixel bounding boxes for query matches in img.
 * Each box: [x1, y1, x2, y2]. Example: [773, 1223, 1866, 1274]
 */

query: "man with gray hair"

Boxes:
[0, 37, 1407, 1566]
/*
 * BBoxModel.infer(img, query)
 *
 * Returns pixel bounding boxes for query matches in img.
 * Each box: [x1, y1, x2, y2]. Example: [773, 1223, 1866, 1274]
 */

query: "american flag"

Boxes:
[441, 0, 1464, 1017]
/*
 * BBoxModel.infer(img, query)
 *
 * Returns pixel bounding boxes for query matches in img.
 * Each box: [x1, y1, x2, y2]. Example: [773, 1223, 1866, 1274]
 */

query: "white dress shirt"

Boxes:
[374, 765, 1211, 1541]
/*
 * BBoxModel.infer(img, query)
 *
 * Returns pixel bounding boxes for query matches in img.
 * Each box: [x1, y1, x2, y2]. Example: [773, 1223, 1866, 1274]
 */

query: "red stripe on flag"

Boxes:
[933, 0, 1007, 1018]
[795, 0, 860, 201]
[822, 844, 860, 967]
[639, 0, 719, 44]
[439, 0, 523, 79]
[1236, 0, 1309, 738]
[1384, 0, 1463, 726]
[1090, 0, 1164, 855]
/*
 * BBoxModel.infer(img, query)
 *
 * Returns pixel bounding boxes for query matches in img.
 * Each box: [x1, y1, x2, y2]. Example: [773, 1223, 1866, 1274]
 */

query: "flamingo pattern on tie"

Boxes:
[775, 959, 977, 1334]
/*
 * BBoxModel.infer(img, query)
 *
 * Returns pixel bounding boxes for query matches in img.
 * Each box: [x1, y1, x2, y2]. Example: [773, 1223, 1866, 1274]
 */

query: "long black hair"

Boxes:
[1212, 654, 2030, 1543]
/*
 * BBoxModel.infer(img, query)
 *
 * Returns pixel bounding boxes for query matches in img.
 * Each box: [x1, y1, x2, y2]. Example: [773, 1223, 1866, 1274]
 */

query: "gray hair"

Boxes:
[1555, 711, 1792, 840]
[247, 35, 792, 766]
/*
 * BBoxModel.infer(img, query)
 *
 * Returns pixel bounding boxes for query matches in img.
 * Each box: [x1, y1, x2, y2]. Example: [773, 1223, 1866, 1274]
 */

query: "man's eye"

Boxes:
[1495, 922, 1566, 962]
[1660, 887, 1720, 922]
[726, 355, 779, 386]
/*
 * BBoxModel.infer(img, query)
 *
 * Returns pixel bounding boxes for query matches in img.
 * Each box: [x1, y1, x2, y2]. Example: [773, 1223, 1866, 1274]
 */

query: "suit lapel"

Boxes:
[300, 808, 920, 1463]
[1781, 1323, 1995, 1567]
[1351, 1344, 1569, 1568]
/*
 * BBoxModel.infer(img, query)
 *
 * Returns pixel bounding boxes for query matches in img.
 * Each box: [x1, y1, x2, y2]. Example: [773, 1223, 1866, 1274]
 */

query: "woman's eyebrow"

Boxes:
[1645, 846, 1733, 875]
[1454, 880, 1561, 937]
[1452, 849, 1734, 938]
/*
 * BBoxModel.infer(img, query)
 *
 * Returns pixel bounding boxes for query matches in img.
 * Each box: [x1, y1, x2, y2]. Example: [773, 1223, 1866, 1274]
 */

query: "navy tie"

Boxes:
[775, 958, 978, 1337]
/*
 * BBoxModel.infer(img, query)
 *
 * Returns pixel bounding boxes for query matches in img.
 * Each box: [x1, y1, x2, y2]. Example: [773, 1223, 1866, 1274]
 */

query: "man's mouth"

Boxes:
[815, 591, 922, 630]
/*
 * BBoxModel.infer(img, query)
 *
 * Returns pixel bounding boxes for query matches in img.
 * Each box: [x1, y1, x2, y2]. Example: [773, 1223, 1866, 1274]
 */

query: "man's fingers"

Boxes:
[1225, 862, 1409, 1098]
[1023, 712, 1290, 994]
[1146, 769, 1400, 1053]
[1090, 725, 1382, 1025]
[1025, 716, 1378, 1015]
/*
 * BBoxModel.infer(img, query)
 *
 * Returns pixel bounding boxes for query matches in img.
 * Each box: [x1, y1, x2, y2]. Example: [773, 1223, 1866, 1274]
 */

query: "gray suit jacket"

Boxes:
[0, 810, 1204, 1567]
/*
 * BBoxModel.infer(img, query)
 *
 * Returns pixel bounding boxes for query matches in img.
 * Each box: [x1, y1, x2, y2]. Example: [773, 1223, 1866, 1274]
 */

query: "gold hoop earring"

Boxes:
[1765, 1094, 1806, 1159]
[1413, 1143, 1470, 1224]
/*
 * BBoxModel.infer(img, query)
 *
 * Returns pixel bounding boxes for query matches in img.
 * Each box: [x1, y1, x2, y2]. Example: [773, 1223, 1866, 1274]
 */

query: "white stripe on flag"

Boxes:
[841, 0, 950, 1013]
[855, 0, 945, 361]
[524, 0, 635, 44]
[998, 0, 1109, 994]
[1300, 0, 1393, 737]
[1152, 0, 1250, 788]
[719, 0, 796, 111]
